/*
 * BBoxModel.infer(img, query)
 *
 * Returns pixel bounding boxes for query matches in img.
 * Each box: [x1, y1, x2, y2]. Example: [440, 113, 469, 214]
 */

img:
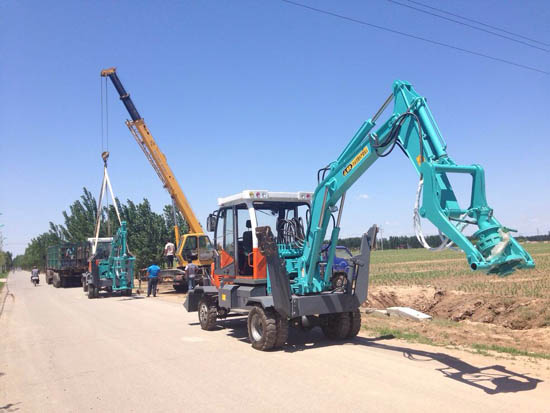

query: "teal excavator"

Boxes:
[186, 80, 535, 350]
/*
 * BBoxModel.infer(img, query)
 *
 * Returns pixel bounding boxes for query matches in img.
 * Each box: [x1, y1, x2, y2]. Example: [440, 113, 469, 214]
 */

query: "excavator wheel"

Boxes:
[321, 312, 351, 340]
[83, 281, 88, 292]
[346, 308, 362, 338]
[198, 297, 217, 331]
[247, 307, 279, 351]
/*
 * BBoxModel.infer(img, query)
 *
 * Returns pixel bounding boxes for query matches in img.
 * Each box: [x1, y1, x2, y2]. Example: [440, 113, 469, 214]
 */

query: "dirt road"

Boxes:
[1, 271, 549, 412]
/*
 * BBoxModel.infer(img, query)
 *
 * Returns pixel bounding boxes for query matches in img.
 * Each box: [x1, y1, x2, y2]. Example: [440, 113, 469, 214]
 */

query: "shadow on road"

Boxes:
[117, 295, 145, 301]
[213, 318, 542, 395]
[0, 401, 21, 411]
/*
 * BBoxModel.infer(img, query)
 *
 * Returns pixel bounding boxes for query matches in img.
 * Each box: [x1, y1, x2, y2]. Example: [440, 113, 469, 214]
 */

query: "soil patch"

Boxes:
[367, 286, 550, 330]
[364, 286, 550, 356]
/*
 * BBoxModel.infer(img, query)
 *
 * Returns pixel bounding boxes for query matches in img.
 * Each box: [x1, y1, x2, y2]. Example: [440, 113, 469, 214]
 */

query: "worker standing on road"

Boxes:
[164, 240, 175, 268]
[146, 263, 161, 297]
[185, 259, 198, 292]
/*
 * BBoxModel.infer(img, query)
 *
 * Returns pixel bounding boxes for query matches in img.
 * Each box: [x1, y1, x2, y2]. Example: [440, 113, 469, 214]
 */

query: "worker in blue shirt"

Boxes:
[146, 263, 161, 297]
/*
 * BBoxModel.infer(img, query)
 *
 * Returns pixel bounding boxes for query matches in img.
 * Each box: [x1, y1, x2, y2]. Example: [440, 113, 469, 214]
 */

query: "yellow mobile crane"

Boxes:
[101, 67, 214, 291]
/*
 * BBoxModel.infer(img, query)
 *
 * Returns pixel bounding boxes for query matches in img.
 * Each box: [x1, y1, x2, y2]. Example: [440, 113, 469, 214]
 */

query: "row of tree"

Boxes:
[337, 234, 448, 250]
[13, 189, 549, 272]
[13, 188, 187, 271]
[338, 232, 550, 251]
[0, 247, 13, 274]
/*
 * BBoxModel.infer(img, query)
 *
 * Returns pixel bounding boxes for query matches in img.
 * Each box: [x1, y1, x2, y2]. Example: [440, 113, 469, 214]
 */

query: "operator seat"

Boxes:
[240, 220, 253, 275]
[243, 220, 253, 254]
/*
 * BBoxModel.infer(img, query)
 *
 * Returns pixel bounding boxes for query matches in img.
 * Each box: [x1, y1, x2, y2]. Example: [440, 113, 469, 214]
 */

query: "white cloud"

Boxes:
[358, 194, 369, 199]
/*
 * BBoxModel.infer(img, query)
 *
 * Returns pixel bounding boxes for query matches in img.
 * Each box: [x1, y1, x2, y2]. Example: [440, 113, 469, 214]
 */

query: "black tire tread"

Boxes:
[198, 298, 217, 330]
[347, 308, 362, 338]
[322, 312, 351, 340]
[248, 307, 278, 351]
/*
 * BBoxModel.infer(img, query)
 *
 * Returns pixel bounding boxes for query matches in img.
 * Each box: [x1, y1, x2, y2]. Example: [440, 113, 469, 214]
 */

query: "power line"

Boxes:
[404, 0, 550, 47]
[279, 0, 549, 75]
[387, 0, 548, 52]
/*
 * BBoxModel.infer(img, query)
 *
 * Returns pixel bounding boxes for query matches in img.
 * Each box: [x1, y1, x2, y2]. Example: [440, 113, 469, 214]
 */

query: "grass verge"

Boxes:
[365, 324, 550, 360]
[366, 326, 435, 345]
[471, 343, 550, 360]
[0, 271, 6, 293]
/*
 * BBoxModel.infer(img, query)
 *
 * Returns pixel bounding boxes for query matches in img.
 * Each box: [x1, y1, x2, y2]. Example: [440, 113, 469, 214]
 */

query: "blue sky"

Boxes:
[1, 0, 549, 256]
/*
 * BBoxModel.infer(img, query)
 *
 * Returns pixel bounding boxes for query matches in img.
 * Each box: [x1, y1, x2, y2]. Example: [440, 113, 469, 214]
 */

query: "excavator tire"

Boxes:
[247, 307, 278, 351]
[321, 312, 351, 340]
[346, 308, 362, 338]
[88, 285, 96, 299]
[53, 274, 61, 288]
[198, 297, 217, 331]
[274, 313, 289, 348]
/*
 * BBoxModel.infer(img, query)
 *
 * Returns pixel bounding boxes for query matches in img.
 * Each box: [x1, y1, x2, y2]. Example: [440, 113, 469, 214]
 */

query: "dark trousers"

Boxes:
[147, 277, 158, 297]
[166, 255, 174, 268]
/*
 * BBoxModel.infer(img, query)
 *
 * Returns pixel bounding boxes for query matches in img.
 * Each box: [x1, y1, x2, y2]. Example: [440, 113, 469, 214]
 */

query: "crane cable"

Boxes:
[99, 77, 113, 236]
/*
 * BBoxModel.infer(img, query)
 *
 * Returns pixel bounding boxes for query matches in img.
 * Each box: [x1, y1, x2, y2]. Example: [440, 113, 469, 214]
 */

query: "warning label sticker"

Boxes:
[343, 146, 369, 176]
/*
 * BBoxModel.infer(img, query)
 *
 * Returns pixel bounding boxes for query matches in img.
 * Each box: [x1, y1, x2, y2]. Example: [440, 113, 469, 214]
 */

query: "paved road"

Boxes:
[1, 271, 549, 412]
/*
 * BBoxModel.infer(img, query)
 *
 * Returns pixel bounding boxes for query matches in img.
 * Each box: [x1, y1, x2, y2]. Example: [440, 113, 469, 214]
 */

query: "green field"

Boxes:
[368, 242, 550, 299]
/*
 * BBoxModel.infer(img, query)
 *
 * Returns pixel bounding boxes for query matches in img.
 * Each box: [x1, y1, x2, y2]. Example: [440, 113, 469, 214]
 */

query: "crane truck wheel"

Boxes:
[88, 285, 96, 299]
[173, 284, 188, 293]
[198, 297, 217, 330]
[321, 312, 351, 340]
[346, 308, 362, 338]
[247, 307, 278, 351]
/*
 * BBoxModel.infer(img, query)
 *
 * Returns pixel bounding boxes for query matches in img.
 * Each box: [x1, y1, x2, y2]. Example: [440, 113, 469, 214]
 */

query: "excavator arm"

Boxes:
[299, 80, 534, 293]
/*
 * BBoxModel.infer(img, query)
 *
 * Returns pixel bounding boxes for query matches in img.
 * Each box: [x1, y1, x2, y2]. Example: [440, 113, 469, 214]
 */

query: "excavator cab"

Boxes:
[208, 190, 312, 287]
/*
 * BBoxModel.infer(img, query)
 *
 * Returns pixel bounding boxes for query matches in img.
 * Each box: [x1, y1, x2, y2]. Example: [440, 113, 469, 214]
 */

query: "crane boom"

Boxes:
[100, 67, 203, 235]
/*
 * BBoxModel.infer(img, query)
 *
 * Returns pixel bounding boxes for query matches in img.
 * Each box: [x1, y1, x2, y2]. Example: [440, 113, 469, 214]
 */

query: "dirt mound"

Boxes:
[367, 286, 550, 330]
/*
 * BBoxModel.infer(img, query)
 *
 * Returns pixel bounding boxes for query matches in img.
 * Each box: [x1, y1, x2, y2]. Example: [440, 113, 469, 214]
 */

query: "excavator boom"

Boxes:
[297, 80, 534, 293]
